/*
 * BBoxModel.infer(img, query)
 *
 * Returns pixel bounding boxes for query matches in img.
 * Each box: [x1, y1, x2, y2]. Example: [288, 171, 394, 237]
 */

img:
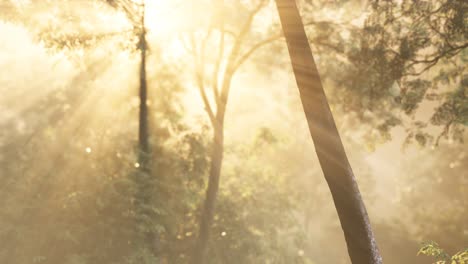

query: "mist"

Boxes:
[0, 1, 466, 263]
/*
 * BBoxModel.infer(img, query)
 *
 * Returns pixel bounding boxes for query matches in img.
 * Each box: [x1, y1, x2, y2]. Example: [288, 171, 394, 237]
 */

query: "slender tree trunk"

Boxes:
[191, 122, 224, 264]
[135, 2, 156, 253]
[139, 14, 149, 157]
[275, 1, 382, 263]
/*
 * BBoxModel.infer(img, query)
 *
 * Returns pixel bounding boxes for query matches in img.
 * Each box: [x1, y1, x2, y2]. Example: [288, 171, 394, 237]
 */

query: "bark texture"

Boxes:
[275, 1, 382, 263]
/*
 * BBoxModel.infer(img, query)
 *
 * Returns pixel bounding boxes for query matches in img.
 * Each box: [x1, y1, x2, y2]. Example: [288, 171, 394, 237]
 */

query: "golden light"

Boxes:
[143, 1, 195, 58]
[144, 1, 183, 35]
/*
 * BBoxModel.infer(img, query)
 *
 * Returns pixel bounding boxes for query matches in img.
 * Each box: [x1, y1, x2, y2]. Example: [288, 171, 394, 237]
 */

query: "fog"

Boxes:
[0, 1, 466, 263]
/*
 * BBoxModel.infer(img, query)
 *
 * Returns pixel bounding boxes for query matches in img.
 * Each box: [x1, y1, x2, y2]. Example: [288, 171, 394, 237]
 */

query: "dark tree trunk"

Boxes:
[135, 3, 155, 253]
[191, 122, 224, 264]
[275, 1, 382, 263]
[139, 17, 149, 157]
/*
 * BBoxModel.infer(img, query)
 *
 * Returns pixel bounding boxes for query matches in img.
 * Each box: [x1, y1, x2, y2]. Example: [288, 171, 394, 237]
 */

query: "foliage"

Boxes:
[300, 0, 467, 146]
[418, 241, 468, 264]
[0, 4, 307, 263]
[0, 0, 466, 263]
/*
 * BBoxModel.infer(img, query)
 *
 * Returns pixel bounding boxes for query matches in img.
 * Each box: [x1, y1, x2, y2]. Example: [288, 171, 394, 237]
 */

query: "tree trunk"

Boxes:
[191, 122, 224, 264]
[135, 3, 155, 253]
[139, 17, 149, 157]
[275, 1, 382, 263]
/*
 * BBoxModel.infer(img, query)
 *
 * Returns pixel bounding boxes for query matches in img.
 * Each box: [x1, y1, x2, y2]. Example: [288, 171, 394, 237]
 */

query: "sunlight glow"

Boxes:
[142, 0, 199, 58]
[144, 1, 190, 35]
[0, 1, 465, 263]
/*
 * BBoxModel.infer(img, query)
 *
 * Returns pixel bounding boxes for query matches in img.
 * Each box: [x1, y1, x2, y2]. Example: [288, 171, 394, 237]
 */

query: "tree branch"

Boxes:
[405, 42, 467, 76]
[196, 71, 216, 126]
[220, 0, 268, 106]
[231, 34, 282, 72]
[212, 29, 224, 103]
[106, 0, 142, 27]
[190, 32, 216, 125]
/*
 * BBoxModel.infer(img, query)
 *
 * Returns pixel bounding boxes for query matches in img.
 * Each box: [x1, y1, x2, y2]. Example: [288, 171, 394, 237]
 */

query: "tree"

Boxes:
[105, 0, 158, 253]
[275, 0, 382, 263]
[105, 0, 149, 159]
[0, 5, 203, 262]
[300, 0, 467, 146]
[181, 1, 282, 262]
